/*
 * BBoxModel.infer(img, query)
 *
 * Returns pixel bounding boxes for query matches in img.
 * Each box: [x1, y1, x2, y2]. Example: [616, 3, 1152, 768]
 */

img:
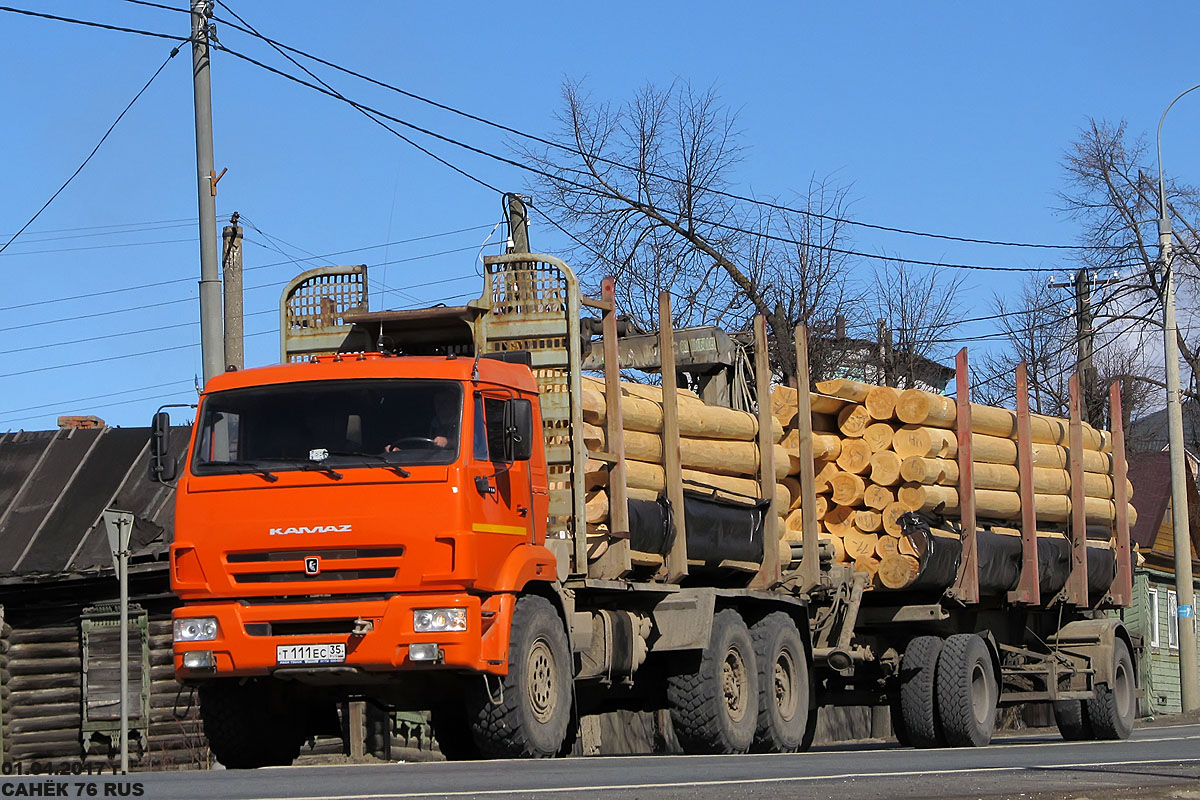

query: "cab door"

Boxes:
[467, 392, 535, 547]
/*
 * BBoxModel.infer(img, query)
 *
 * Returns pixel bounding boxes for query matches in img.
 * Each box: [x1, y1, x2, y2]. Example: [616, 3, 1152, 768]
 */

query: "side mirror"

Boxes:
[149, 411, 177, 483]
[504, 398, 534, 462]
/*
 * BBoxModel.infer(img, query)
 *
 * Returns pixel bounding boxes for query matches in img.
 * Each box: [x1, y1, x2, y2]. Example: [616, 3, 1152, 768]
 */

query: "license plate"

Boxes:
[276, 643, 346, 665]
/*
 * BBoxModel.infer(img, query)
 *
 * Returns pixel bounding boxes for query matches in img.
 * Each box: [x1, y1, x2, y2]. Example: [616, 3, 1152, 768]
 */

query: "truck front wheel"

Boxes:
[468, 594, 572, 758]
[750, 612, 810, 753]
[198, 679, 306, 768]
[668, 608, 759, 754]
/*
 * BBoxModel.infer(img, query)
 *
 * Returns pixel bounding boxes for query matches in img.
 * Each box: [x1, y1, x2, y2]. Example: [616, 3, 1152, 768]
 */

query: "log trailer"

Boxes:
[154, 253, 1137, 767]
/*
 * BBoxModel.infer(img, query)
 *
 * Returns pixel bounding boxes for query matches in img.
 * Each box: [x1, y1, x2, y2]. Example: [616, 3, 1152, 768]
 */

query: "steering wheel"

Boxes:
[389, 436, 439, 449]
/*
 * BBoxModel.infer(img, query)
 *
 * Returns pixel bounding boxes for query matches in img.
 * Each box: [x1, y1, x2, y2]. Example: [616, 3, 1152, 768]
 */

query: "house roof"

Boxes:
[1128, 450, 1200, 566]
[0, 426, 189, 583]
[1128, 399, 1200, 458]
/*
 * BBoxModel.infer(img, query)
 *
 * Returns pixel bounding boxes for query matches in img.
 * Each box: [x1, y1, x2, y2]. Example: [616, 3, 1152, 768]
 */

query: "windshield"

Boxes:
[192, 379, 462, 473]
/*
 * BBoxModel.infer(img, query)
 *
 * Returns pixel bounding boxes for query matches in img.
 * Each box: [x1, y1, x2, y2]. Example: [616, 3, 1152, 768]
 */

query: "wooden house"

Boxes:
[1124, 451, 1200, 715]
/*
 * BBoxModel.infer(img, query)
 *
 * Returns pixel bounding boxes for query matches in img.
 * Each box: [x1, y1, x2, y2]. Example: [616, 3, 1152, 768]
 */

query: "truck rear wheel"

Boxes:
[935, 633, 997, 747]
[899, 635, 944, 748]
[1086, 638, 1135, 740]
[468, 594, 572, 758]
[198, 679, 305, 768]
[430, 703, 482, 760]
[750, 612, 810, 753]
[668, 608, 758, 754]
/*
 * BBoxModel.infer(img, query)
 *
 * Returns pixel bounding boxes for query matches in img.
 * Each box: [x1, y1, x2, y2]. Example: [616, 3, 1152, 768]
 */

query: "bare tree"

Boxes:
[518, 79, 863, 385]
[866, 260, 964, 389]
[1059, 119, 1200, 400]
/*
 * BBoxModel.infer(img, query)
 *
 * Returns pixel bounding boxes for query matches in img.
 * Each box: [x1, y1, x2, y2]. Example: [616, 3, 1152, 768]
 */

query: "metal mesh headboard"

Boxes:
[477, 254, 586, 573]
[279, 265, 368, 362]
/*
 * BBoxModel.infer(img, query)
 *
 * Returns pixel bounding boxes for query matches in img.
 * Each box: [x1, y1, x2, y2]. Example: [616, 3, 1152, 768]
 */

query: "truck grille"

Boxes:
[227, 547, 405, 562]
[233, 568, 396, 584]
[244, 620, 358, 637]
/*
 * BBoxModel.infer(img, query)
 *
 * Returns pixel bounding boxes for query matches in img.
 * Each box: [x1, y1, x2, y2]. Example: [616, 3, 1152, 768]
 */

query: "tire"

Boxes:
[935, 634, 998, 747]
[1053, 699, 1092, 741]
[198, 679, 305, 768]
[899, 635, 944, 748]
[890, 697, 911, 746]
[467, 595, 572, 758]
[668, 608, 759, 754]
[430, 702, 481, 761]
[750, 612, 810, 753]
[1086, 639, 1135, 740]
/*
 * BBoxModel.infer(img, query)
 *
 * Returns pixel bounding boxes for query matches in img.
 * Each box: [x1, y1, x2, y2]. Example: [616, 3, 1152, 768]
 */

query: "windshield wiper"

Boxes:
[205, 460, 279, 482]
[298, 461, 344, 480]
[325, 451, 411, 478]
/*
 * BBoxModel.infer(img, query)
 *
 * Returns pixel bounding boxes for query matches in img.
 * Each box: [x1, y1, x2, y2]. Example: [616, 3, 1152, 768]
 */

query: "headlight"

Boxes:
[413, 608, 467, 633]
[174, 617, 219, 641]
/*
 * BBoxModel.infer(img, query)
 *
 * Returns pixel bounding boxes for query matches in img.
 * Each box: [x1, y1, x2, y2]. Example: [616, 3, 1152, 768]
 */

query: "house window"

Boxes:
[1168, 590, 1179, 650]
[1148, 589, 1160, 648]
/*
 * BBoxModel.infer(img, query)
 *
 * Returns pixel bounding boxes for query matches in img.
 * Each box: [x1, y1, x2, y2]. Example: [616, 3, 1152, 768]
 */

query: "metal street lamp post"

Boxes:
[1156, 83, 1200, 714]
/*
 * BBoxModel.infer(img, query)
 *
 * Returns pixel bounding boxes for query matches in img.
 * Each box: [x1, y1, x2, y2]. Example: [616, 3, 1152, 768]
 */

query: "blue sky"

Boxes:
[3, 1, 1199, 430]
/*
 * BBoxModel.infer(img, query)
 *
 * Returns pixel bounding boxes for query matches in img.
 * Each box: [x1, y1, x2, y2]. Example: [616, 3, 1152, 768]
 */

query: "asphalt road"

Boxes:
[23, 724, 1200, 800]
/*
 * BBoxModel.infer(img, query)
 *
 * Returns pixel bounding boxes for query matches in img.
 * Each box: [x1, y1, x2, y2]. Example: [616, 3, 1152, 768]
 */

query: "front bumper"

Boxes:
[174, 592, 513, 680]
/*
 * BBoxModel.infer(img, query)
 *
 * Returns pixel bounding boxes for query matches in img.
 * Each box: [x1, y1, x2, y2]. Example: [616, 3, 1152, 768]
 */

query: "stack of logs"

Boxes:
[772, 379, 1136, 591]
[578, 376, 794, 559]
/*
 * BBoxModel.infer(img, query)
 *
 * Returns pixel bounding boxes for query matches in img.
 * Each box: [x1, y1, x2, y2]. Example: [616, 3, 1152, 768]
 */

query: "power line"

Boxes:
[0, 44, 182, 255]
[210, 39, 1070, 275]
[0, 225, 494, 312]
[7, 220, 194, 244]
[0, 379, 193, 418]
[211, 5, 1093, 253]
[1, 388, 197, 428]
[0, 217, 194, 238]
[1, 237, 196, 256]
[0, 6, 187, 42]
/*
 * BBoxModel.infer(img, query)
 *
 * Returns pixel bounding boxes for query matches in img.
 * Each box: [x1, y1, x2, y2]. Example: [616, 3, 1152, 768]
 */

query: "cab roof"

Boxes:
[202, 353, 540, 396]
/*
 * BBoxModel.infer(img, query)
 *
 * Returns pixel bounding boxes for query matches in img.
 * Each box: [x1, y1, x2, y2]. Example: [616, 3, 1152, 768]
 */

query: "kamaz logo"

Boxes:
[268, 524, 353, 536]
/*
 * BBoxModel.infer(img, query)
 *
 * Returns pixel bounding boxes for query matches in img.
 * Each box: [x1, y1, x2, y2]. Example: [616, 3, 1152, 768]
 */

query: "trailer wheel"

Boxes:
[469, 595, 571, 758]
[668, 609, 758, 754]
[750, 612, 810, 753]
[935, 634, 998, 747]
[1085, 638, 1135, 740]
[899, 635, 944, 748]
[198, 679, 305, 768]
[1052, 699, 1092, 741]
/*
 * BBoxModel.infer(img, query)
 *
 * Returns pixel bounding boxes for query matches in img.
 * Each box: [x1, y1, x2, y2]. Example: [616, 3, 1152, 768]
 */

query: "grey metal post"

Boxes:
[119, 537, 129, 774]
[191, 0, 224, 385]
[1157, 85, 1199, 713]
[222, 218, 244, 370]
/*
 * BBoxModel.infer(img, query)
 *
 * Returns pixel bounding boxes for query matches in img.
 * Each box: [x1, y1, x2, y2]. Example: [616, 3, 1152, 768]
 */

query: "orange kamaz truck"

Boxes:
[155, 253, 1137, 767]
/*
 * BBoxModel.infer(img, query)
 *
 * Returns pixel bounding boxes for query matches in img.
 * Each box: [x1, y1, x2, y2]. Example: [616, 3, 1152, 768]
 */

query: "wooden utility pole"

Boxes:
[506, 193, 531, 254]
[222, 212, 244, 371]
